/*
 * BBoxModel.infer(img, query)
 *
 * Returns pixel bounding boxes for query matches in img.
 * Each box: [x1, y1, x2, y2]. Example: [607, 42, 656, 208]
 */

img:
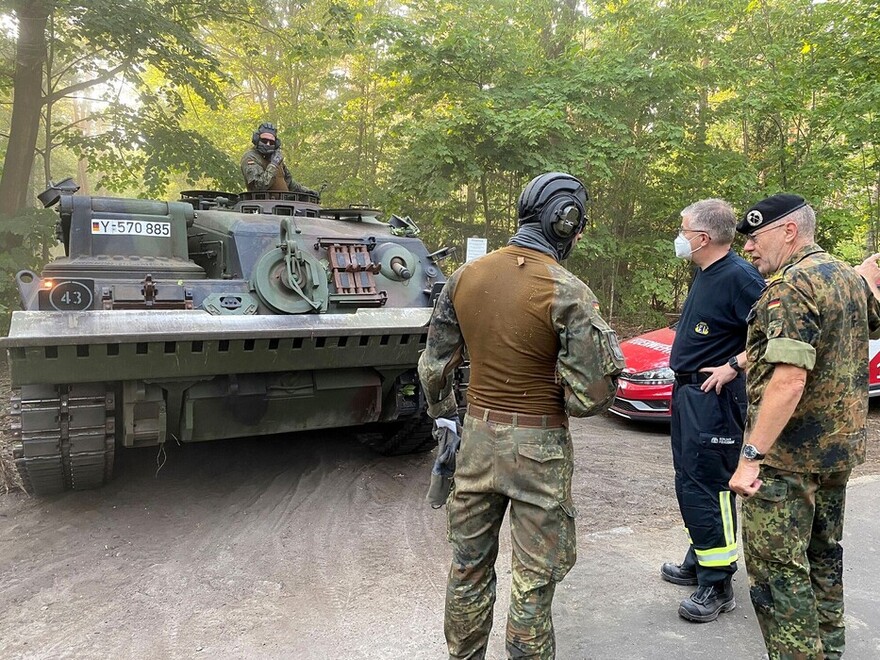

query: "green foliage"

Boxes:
[0, 209, 57, 332]
[3, 0, 880, 329]
[64, 97, 241, 195]
[14, 0, 250, 199]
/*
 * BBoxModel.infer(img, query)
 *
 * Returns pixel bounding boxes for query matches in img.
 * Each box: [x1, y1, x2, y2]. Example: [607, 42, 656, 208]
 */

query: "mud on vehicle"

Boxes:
[2, 180, 464, 495]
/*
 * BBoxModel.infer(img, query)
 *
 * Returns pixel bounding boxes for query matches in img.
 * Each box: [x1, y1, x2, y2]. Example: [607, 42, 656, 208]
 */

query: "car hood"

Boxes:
[620, 327, 675, 373]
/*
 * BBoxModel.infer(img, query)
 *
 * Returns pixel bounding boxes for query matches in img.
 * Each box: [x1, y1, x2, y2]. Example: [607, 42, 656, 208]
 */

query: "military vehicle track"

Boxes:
[10, 384, 115, 495]
[355, 415, 435, 455]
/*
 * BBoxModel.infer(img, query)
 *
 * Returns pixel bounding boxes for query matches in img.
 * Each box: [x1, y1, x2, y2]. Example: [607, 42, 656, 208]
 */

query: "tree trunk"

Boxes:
[74, 99, 91, 195]
[43, 95, 52, 185]
[466, 183, 476, 221]
[0, 0, 52, 218]
[480, 172, 490, 240]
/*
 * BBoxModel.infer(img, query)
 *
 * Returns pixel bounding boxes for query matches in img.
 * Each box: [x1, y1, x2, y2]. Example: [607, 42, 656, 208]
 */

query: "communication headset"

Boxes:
[517, 172, 588, 240]
[251, 122, 280, 148]
[541, 194, 586, 241]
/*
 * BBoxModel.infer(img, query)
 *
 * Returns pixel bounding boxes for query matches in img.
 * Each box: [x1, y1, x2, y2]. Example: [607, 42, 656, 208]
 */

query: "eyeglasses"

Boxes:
[259, 138, 276, 146]
[679, 226, 710, 239]
[745, 223, 785, 244]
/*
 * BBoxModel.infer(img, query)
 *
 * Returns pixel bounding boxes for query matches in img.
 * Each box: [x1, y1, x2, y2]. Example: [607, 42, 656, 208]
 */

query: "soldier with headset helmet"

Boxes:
[240, 122, 318, 195]
[418, 172, 625, 659]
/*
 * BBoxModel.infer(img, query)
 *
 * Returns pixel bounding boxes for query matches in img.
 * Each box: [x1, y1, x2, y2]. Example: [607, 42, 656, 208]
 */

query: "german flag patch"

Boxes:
[592, 300, 600, 311]
[767, 298, 781, 310]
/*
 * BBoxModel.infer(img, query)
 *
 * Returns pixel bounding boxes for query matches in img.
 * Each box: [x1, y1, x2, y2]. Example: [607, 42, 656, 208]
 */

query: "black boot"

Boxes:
[678, 580, 735, 622]
[660, 562, 698, 586]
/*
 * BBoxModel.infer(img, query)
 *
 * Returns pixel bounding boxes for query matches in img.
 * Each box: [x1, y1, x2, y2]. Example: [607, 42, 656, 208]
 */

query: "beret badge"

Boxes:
[745, 210, 763, 227]
[736, 193, 807, 234]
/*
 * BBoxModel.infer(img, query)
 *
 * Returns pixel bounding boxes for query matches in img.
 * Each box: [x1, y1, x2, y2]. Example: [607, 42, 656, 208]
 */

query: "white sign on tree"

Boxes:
[466, 237, 488, 262]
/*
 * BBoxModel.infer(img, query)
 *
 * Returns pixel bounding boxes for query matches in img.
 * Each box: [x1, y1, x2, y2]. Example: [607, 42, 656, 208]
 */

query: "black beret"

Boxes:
[736, 193, 807, 234]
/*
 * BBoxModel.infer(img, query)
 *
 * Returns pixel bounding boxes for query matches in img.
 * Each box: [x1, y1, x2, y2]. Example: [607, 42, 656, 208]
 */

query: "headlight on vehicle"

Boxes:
[620, 367, 674, 385]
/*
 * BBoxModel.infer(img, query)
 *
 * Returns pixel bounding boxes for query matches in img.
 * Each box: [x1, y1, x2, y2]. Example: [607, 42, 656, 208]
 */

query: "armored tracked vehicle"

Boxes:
[2, 182, 459, 495]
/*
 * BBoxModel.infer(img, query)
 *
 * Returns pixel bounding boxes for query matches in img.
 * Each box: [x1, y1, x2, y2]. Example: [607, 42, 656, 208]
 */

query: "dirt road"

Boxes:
[1, 408, 879, 659]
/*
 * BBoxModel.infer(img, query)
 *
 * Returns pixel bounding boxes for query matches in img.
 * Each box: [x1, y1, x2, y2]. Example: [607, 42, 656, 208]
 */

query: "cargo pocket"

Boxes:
[752, 475, 788, 503]
[743, 475, 793, 564]
[517, 443, 566, 463]
[696, 431, 742, 484]
[552, 499, 578, 582]
[516, 437, 572, 507]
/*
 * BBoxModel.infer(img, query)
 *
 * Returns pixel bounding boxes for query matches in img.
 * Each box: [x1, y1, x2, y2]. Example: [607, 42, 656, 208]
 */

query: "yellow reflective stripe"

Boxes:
[693, 491, 739, 567]
[720, 490, 735, 548]
[694, 543, 738, 566]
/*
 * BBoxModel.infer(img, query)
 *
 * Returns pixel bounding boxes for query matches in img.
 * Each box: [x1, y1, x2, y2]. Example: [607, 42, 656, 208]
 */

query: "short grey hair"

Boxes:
[681, 198, 736, 245]
[788, 204, 816, 240]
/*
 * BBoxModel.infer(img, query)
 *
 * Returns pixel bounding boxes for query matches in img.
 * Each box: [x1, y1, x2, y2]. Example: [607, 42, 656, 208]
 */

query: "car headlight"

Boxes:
[620, 367, 674, 385]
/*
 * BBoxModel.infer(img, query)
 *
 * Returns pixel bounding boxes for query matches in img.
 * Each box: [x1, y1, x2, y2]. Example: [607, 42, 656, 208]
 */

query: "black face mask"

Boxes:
[256, 138, 277, 156]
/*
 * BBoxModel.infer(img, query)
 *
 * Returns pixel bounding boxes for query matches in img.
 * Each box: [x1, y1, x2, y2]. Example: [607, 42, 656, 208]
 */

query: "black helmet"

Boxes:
[517, 172, 588, 258]
[252, 122, 281, 155]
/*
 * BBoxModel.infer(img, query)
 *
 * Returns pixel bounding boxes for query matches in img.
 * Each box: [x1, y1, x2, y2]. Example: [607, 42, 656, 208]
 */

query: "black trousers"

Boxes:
[670, 373, 746, 586]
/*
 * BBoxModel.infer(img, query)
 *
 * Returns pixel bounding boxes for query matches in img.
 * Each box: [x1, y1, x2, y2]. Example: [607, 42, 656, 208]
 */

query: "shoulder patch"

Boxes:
[246, 159, 256, 164]
[767, 319, 783, 338]
[767, 298, 781, 310]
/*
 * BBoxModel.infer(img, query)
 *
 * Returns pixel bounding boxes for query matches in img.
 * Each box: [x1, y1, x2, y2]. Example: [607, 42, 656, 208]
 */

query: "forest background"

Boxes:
[0, 0, 878, 332]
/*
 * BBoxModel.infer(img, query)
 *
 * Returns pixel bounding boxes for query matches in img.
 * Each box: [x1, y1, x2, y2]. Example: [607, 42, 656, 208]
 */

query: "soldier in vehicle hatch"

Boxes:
[240, 122, 318, 195]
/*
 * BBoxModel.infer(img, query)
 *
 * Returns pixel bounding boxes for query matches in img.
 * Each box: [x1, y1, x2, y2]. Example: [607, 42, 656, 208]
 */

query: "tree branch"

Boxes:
[49, 53, 104, 88]
[44, 62, 130, 104]
[49, 116, 100, 135]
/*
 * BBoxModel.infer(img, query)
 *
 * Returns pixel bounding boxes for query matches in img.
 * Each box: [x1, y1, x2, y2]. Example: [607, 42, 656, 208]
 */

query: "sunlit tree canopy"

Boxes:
[1, 0, 879, 326]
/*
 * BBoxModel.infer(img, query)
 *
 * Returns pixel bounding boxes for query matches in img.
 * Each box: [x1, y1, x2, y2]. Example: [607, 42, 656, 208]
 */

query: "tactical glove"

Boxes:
[426, 414, 461, 508]
[270, 149, 284, 167]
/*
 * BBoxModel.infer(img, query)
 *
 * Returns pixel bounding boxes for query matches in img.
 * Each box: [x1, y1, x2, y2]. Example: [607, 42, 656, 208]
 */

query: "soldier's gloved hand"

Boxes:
[432, 415, 461, 472]
[270, 148, 284, 167]
[426, 414, 461, 508]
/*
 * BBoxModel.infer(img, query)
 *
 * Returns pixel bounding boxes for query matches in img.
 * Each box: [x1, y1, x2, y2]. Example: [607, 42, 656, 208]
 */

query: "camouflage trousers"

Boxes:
[742, 465, 851, 660]
[444, 412, 576, 660]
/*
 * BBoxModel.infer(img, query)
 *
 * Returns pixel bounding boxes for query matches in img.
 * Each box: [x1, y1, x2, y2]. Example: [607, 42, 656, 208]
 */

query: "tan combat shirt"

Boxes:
[418, 245, 625, 418]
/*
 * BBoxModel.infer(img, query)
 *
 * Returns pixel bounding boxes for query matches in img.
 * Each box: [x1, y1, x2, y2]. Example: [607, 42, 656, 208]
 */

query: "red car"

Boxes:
[610, 328, 880, 422]
[610, 326, 675, 421]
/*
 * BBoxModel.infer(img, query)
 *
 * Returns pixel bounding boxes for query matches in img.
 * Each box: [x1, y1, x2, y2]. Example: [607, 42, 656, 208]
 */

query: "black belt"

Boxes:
[674, 372, 711, 385]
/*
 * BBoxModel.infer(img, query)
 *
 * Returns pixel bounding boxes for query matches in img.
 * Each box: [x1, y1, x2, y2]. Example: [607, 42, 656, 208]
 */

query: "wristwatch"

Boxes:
[742, 444, 766, 461]
[728, 356, 744, 373]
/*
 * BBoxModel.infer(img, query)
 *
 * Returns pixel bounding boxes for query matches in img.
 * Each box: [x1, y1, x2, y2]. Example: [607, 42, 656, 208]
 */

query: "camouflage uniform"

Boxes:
[743, 244, 880, 659]
[239, 148, 312, 193]
[418, 245, 624, 659]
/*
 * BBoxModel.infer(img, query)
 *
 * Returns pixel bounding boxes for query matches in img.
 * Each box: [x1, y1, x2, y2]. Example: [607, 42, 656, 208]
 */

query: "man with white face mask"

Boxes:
[661, 198, 764, 623]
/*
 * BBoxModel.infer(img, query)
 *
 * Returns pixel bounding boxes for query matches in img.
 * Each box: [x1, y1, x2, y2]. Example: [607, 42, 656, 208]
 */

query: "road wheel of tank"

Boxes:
[356, 414, 436, 456]
[10, 384, 117, 495]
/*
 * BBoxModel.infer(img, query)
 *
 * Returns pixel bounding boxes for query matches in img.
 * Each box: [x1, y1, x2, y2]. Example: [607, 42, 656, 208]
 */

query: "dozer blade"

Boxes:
[1, 309, 432, 386]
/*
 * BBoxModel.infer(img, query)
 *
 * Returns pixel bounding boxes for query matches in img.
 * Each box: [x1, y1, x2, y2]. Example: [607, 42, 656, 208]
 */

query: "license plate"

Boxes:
[91, 219, 171, 237]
